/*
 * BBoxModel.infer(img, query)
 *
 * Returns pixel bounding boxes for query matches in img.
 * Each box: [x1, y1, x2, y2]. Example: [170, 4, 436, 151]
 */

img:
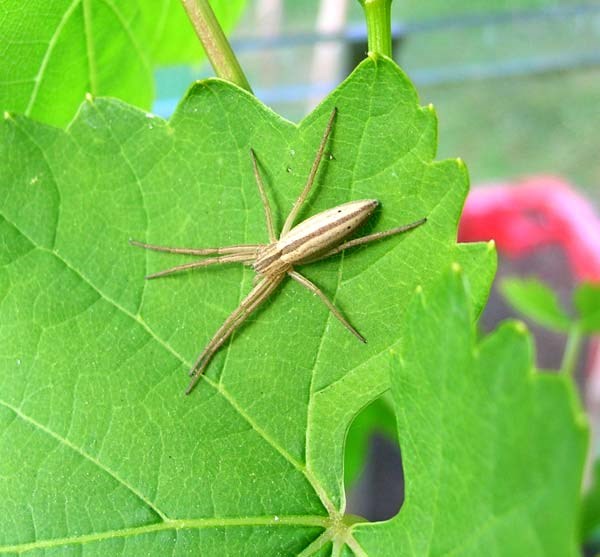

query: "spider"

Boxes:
[130, 108, 426, 394]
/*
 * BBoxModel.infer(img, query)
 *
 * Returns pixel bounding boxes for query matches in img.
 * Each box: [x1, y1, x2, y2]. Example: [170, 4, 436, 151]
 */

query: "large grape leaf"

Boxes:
[0, 56, 495, 554]
[0, 0, 246, 127]
[352, 268, 588, 556]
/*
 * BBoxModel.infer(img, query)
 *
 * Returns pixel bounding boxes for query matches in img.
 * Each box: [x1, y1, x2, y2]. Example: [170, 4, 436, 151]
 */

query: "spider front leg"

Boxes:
[308, 217, 427, 262]
[281, 108, 337, 236]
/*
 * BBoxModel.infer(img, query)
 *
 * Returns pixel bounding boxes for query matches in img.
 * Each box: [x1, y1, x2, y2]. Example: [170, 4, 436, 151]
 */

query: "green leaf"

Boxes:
[0, 57, 495, 553]
[501, 277, 572, 332]
[0, 0, 246, 127]
[581, 460, 600, 543]
[344, 394, 397, 488]
[141, 0, 247, 66]
[353, 269, 588, 556]
[575, 283, 600, 333]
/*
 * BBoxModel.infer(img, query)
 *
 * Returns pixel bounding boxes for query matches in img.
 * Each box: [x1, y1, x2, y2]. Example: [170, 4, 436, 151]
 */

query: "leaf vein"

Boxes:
[303, 88, 375, 517]
[25, 0, 82, 116]
[0, 397, 168, 522]
[82, 0, 98, 94]
[96, 0, 153, 79]
[0, 515, 329, 554]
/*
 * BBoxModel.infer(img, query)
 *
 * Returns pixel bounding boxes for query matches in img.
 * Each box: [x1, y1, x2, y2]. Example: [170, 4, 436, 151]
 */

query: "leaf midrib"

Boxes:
[0, 515, 330, 554]
[25, 0, 82, 116]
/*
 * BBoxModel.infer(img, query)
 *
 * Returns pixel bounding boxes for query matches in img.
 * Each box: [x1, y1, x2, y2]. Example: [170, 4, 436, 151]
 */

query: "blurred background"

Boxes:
[155, 0, 600, 550]
[154, 0, 600, 203]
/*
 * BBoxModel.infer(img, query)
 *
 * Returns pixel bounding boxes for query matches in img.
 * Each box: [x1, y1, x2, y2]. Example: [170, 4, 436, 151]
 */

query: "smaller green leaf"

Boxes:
[143, 0, 247, 66]
[581, 460, 600, 543]
[501, 277, 572, 332]
[352, 267, 588, 556]
[575, 283, 600, 333]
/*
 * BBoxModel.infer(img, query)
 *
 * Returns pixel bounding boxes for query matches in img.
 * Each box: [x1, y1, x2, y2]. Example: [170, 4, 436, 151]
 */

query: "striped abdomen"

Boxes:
[253, 199, 378, 276]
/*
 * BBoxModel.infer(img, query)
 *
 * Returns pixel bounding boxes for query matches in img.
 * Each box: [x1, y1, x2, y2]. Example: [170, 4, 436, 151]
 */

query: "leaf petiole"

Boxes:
[180, 0, 253, 93]
[358, 0, 393, 58]
[560, 321, 583, 376]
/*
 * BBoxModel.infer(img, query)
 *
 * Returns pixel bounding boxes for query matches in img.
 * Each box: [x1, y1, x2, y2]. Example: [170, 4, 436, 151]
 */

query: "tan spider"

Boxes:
[131, 108, 426, 394]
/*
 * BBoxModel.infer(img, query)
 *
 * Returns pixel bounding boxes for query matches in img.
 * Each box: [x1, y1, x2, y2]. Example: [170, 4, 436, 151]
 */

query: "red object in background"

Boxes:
[459, 175, 600, 467]
[459, 175, 600, 282]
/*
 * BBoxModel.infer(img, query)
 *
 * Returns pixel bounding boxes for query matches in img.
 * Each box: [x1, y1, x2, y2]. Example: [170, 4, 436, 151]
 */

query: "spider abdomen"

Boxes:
[253, 199, 378, 276]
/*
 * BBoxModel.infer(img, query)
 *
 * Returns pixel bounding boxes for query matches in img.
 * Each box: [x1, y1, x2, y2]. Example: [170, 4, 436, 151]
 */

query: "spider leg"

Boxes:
[249, 149, 277, 243]
[188, 276, 274, 377]
[130, 239, 262, 256]
[308, 217, 427, 263]
[280, 107, 337, 236]
[186, 274, 284, 394]
[145, 253, 257, 280]
[288, 269, 366, 343]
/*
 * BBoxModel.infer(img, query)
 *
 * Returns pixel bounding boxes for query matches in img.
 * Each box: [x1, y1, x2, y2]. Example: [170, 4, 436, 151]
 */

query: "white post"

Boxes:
[255, 0, 283, 86]
[307, 0, 350, 112]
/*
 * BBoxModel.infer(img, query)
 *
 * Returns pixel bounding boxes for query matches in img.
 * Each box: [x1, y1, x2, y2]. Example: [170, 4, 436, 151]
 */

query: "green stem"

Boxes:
[180, 0, 253, 93]
[358, 0, 393, 57]
[561, 322, 583, 376]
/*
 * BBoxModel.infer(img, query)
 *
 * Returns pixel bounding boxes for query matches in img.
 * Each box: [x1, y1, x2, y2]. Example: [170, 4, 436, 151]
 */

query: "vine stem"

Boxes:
[561, 322, 583, 376]
[358, 0, 393, 57]
[180, 0, 253, 93]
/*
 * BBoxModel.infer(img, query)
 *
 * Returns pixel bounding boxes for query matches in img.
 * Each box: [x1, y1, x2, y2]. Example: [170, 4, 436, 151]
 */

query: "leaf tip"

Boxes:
[3, 110, 13, 121]
[415, 284, 423, 295]
[85, 92, 94, 104]
[487, 239, 496, 252]
[513, 320, 529, 335]
[455, 157, 466, 169]
[451, 261, 462, 274]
